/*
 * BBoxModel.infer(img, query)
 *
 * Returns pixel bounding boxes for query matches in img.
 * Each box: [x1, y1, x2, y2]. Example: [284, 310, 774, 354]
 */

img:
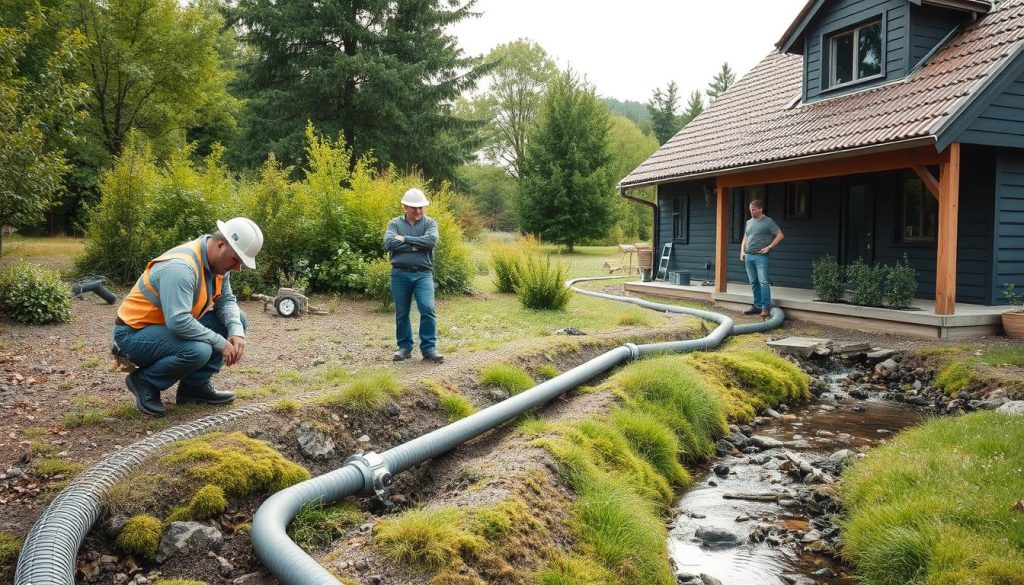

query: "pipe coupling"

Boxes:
[344, 452, 393, 498]
[624, 343, 641, 361]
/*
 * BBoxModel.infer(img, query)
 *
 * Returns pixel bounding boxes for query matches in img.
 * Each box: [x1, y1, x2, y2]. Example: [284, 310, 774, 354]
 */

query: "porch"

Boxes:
[623, 280, 1009, 339]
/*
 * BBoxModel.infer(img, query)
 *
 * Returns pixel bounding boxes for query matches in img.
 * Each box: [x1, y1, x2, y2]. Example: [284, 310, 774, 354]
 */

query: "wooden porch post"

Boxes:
[935, 143, 960, 315]
[715, 184, 729, 293]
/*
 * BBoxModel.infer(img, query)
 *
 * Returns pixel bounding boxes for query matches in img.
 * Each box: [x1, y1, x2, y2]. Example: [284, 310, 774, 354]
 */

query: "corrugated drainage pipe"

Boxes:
[250, 276, 784, 585]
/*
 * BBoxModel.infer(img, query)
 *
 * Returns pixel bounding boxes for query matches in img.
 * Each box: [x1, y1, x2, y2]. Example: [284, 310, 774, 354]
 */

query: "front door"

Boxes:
[842, 179, 875, 265]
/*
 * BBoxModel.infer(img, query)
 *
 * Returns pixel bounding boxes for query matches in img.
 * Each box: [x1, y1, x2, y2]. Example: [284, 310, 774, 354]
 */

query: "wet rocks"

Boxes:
[693, 526, 741, 548]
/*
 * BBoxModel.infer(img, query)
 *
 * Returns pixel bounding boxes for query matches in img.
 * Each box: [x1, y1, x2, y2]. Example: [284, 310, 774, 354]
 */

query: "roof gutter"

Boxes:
[618, 185, 659, 249]
[620, 136, 938, 191]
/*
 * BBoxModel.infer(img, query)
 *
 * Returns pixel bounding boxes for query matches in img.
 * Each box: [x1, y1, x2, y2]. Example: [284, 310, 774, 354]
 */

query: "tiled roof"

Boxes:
[622, 0, 1024, 188]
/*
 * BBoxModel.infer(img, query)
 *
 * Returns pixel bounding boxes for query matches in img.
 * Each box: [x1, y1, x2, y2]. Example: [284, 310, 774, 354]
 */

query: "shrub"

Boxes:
[1002, 282, 1024, 312]
[885, 255, 917, 309]
[0, 261, 71, 324]
[116, 514, 163, 561]
[490, 244, 525, 293]
[811, 254, 843, 302]
[516, 255, 571, 310]
[847, 258, 886, 307]
[479, 364, 534, 395]
[359, 257, 393, 306]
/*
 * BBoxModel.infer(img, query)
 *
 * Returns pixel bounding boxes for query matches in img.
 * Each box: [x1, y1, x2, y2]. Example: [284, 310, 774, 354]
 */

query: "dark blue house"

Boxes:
[621, 0, 1023, 317]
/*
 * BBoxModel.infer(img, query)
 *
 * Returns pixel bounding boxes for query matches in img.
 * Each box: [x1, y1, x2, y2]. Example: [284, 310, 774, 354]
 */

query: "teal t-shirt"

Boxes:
[744, 216, 780, 255]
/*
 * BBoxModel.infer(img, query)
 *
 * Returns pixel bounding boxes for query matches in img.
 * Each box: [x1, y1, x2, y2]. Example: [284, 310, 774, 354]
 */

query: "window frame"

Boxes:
[899, 173, 938, 245]
[731, 185, 765, 243]
[784, 181, 811, 220]
[824, 17, 885, 90]
[672, 195, 689, 243]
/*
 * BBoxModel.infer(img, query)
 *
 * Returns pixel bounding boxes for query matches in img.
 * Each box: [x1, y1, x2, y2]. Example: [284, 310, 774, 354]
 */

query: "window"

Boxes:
[672, 196, 688, 243]
[785, 182, 810, 220]
[901, 175, 937, 243]
[829, 19, 882, 87]
[731, 185, 765, 243]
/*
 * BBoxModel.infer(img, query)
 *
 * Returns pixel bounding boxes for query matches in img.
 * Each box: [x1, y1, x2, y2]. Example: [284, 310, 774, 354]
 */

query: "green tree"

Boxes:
[472, 39, 558, 179]
[455, 163, 518, 231]
[680, 90, 704, 126]
[56, 0, 237, 234]
[0, 4, 86, 256]
[603, 96, 654, 136]
[231, 0, 487, 182]
[606, 115, 658, 241]
[646, 81, 682, 145]
[706, 62, 736, 102]
[519, 72, 615, 252]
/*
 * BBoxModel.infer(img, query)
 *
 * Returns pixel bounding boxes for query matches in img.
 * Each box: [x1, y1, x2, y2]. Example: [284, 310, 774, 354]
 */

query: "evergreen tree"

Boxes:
[680, 90, 705, 126]
[0, 4, 86, 255]
[706, 62, 736, 101]
[519, 72, 615, 252]
[646, 81, 682, 145]
[231, 0, 487, 182]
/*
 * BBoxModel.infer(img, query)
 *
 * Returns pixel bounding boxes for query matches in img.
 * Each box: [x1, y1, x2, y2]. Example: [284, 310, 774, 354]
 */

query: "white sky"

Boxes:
[450, 0, 809, 103]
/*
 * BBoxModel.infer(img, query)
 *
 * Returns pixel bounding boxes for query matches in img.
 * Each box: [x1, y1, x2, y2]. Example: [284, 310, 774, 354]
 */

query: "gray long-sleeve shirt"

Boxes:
[147, 235, 243, 351]
[384, 215, 438, 270]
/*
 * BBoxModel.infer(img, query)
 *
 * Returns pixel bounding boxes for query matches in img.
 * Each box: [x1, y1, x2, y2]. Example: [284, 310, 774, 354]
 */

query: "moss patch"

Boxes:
[31, 457, 85, 478]
[166, 484, 228, 523]
[162, 432, 309, 497]
[374, 508, 485, 570]
[0, 532, 22, 580]
[116, 515, 163, 561]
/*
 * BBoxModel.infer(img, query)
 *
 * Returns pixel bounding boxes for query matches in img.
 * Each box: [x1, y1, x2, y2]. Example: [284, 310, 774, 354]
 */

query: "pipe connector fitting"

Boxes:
[624, 343, 641, 361]
[344, 452, 393, 498]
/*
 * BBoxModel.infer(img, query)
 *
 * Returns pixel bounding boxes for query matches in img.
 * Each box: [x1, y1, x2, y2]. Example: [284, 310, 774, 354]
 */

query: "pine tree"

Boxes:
[646, 81, 682, 145]
[519, 72, 615, 252]
[231, 0, 488, 182]
[680, 90, 705, 126]
[706, 62, 736, 102]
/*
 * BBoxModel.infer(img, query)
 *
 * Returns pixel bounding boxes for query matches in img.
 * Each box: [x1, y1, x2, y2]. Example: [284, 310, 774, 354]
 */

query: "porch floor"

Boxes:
[623, 280, 1010, 339]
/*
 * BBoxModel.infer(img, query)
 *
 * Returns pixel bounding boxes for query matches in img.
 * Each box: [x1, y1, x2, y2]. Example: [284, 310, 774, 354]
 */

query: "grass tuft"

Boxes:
[535, 364, 559, 381]
[0, 532, 22, 581]
[616, 311, 652, 327]
[32, 457, 84, 478]
[537, 554, 617, 585]
[273, 398, 301, 413]
[166, 484, 228, 523]
[316, 369, 404, 413]
[374, 507, 485, 570]
[839, 411, 1024, 584]
[479, 364, 534, 395]
[116, 515, 163, 561]
[288, 500, 365, 551]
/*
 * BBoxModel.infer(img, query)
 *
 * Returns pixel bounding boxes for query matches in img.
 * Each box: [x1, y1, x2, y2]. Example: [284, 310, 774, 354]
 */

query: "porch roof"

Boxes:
[621, 0, 1024, 189]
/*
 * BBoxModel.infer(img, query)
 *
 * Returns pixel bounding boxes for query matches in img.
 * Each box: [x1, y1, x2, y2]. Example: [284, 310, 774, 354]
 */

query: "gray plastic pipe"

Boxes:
[250, 276, 784, 585]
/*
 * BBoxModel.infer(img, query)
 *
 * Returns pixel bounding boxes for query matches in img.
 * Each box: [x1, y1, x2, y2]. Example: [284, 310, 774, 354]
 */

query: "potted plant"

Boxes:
[1001, 283, 1024, 339]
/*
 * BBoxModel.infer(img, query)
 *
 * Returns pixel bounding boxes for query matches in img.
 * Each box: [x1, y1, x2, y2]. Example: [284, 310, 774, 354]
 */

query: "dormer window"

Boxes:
[828, 19, 883, 87]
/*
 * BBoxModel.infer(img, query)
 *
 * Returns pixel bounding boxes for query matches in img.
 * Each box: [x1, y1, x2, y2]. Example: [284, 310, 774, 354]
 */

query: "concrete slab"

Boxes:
[767, 337, 830, 357]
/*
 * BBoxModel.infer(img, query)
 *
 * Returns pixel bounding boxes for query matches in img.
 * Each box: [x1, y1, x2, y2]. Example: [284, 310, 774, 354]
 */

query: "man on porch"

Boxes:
[740, 199, 784, 318]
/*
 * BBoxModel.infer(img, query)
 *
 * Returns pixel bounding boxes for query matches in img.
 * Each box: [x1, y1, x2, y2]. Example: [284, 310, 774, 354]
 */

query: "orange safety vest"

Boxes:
[117, 237, 224, 329]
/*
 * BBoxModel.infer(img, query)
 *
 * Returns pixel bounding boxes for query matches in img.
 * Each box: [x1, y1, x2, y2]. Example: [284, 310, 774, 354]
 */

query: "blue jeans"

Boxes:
[113, 312, 248, 391]
[744, 254, 772, 310]
[390, 269, 437, 352]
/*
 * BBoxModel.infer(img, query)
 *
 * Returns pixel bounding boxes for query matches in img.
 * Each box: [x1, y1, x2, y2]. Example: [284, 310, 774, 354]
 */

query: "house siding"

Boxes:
[908, 4, 963, 68]
[995, 147, 1024, 302]
[804, 0, 907, 103]
[959, 72, 1024, 149]
[657, 148, 1000, 305]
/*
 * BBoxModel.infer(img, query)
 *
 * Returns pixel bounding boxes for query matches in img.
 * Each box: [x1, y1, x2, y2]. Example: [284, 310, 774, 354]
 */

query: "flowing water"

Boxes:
[668, 372, 928, 585]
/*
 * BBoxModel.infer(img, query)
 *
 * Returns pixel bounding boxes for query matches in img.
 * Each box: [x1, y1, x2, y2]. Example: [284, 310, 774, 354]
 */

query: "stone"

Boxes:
[712, 464, 730, 477]
[766, 337, 830, 357]
[865, 349, 896, 361]
[156, 521, 223, 563]
[749, 435, 785, 450]
[998, 401, 1024, 416]
[103, 514, 129, 538]
[714, 439, 735, 456]
[694, 526, 741, 548]
[297, 422, 336, 460]
[487, 389, 509, 402]
[874, 358, 899, 379]
[700, 574, 724, 585]
[216, 555, 234, 576]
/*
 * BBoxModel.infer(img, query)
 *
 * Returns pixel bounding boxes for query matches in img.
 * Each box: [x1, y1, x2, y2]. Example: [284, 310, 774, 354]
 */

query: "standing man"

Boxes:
[113, 218, 263, 417]
[385, 188, 443, 363]
[739, 199, 784, 318]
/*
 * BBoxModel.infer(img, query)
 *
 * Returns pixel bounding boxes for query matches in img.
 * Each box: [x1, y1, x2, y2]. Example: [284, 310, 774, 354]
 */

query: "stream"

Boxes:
[669, 371, 928, 585]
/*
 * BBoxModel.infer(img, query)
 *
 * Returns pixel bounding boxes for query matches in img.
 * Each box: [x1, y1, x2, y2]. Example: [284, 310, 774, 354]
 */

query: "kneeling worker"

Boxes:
[113, 218, 264, 416]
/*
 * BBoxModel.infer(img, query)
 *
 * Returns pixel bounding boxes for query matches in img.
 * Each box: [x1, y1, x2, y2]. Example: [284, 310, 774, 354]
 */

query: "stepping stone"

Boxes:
[766, 337, 830, 357]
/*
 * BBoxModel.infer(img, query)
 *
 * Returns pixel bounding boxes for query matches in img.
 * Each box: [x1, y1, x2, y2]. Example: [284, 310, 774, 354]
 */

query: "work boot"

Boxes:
[742, 306, 761, 315]
[176, 381, 235, 405]
[760, 309, 771, 319]
[422, 349, 444, 363]
[125, 372, 165, 417]
[393, 348, 413, 361]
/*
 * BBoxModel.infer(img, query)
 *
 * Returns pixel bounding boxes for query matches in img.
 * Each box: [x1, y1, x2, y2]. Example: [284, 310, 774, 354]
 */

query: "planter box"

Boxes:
[1002, 311, 1024, 339]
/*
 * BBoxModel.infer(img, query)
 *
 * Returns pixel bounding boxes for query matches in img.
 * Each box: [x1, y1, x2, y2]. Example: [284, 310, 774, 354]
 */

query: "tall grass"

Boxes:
[839, 412, 1024, 585]
[516, 255, 571, 310]
[479, 364, 535, 395]
[316, 369, 404, 412]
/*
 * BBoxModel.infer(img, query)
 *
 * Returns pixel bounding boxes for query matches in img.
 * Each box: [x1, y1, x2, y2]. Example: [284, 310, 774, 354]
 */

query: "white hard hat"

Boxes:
[216, 217, 264, 269]
[401, 188, 430, 208]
